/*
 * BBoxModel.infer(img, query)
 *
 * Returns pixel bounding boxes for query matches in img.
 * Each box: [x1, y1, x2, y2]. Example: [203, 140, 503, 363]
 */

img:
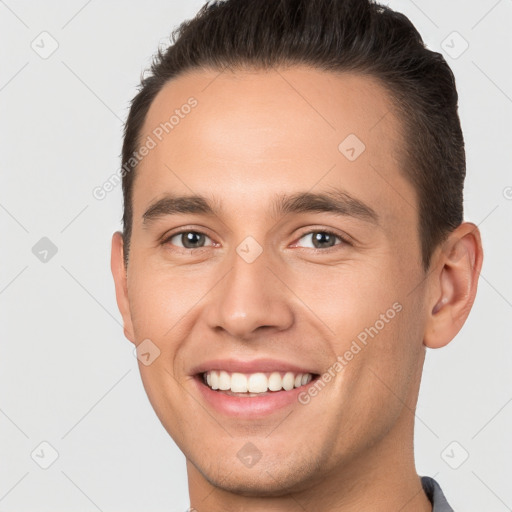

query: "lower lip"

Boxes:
[194, 375, 318, 417]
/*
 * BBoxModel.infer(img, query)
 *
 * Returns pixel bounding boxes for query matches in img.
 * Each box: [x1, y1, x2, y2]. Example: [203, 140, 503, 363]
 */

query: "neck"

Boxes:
[187, 413, 432, 512]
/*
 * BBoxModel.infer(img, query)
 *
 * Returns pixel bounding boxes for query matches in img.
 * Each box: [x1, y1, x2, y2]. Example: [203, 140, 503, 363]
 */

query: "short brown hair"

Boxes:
[121, 0, 465, 270]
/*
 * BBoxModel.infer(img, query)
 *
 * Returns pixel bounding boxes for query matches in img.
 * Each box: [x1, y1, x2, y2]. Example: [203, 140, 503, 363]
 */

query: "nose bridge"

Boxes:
[205, 238, 293, 338]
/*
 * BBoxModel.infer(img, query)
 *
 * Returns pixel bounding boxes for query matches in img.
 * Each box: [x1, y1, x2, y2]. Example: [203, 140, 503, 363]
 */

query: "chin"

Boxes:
[193, 454, 321, 497]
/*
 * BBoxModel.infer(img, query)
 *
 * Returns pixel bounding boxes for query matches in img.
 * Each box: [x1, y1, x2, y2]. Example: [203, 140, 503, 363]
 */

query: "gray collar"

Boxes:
[421, 476, 454, 511]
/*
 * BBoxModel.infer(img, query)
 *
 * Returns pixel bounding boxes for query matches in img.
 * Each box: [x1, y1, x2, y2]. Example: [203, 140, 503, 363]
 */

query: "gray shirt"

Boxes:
[421, 476, 454, 511]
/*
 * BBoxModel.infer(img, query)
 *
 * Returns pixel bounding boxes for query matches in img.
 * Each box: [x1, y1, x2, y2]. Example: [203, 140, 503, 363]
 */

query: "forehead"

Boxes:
[135, 66, 415, 225]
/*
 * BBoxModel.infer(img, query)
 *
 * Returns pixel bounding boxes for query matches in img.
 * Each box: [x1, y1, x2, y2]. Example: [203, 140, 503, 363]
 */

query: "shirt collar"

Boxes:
[421, 476, 455, 511]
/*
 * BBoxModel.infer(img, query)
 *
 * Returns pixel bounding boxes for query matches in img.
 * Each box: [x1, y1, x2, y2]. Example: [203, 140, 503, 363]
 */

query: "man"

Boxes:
[111, 0, 483, 510]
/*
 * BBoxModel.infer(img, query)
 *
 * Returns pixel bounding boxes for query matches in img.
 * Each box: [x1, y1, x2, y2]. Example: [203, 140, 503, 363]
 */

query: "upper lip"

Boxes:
[190, 358, 319, 376]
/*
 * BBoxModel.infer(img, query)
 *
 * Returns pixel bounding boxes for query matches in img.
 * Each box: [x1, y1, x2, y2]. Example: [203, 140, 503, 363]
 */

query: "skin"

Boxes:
[111, 66, 483, 511]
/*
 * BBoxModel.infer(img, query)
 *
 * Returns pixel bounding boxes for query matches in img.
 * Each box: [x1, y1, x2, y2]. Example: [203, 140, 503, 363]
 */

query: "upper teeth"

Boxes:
[203, 370, 313, 393]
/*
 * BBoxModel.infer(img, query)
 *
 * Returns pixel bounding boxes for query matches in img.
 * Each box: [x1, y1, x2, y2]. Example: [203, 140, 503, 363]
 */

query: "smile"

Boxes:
[202, 370, 315, 396]
[191, 358, 321, 416]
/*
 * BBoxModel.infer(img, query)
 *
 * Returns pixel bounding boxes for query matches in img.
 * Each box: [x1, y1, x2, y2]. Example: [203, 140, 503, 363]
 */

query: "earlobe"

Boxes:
[424, 222, 484, 349]
[111, 231, 136, 343]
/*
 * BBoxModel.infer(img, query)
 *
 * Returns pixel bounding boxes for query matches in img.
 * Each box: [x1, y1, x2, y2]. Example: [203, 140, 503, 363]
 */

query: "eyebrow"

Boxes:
[142, 189, 379, 226]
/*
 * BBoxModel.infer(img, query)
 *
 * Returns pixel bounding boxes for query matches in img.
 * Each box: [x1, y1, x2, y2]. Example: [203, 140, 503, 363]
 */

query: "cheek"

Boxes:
[307, 262, 422, 404]
[340, 294, 425, 421]
[126, 258, 209, 340]
[326, 307, 423, 451]
[290, 261, 401, 342]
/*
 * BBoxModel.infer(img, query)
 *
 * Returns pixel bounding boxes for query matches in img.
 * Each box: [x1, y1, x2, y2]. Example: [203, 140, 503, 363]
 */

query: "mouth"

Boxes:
[192, 368, 322, 417]
[199, 370, 318, 397]
[190, 359, 322, 416]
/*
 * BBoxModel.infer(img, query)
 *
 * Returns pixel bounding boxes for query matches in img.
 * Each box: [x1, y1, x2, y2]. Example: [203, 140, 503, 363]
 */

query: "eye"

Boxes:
[294, 230, 348, 250]
[164, 230, 214, 249]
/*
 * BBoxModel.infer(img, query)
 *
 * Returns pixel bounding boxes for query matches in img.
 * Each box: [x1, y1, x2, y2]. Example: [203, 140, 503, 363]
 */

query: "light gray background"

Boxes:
[1, 1, 511, 510]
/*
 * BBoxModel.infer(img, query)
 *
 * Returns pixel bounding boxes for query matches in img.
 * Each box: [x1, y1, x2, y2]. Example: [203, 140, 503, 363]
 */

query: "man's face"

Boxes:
[114, 67, 431, 494]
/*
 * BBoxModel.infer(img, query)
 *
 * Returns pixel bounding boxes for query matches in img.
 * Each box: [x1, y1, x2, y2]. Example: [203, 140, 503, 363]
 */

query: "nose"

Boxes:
[203, 244, 295, 340]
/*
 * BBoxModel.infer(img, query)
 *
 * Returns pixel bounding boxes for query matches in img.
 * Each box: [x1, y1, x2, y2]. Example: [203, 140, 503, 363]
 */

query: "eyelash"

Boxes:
[161, 228, 351, 252]
[292, 229, 352, 251]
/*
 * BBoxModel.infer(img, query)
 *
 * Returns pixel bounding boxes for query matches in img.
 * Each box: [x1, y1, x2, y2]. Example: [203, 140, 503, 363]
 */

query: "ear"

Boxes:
[111, 231, 135, 343]
[424, 222, 484, 349]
